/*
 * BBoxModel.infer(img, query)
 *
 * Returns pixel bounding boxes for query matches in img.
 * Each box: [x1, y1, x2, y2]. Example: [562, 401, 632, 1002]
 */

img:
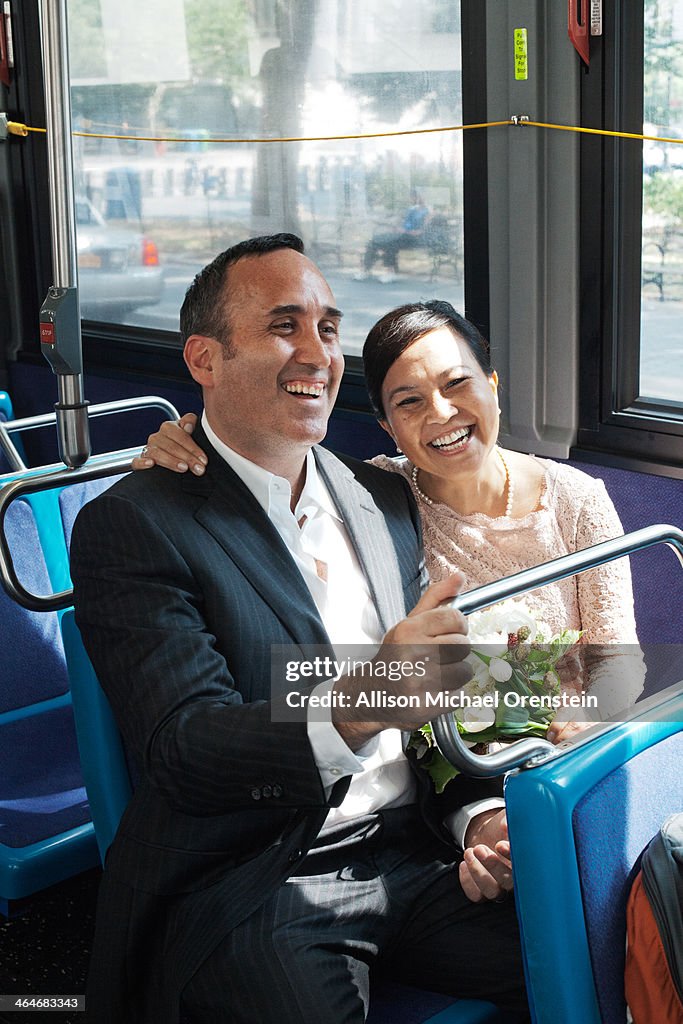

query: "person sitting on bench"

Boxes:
[357, 191, 430, 282]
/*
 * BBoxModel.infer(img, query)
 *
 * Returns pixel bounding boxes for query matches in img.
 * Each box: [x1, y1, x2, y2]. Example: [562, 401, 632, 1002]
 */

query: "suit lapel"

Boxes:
[314, 446, 406, 634]
[183, 428, 331, 647]
[182, 429, 406, 642]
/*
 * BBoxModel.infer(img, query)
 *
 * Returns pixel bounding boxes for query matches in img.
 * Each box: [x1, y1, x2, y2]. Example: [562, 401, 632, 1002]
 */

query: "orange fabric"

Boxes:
[626, 870, 683, 1024]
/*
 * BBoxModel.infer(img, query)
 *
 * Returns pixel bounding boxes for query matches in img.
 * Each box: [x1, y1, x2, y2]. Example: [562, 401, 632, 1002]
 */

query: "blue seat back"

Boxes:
[567, 462, 683, 647]
[0, 457, 102, 905]
[61, 609, 132, 862]
[506, 685, 683, 1024]
[0, 499, 70, 717]
[0, 398, 157, 907]
[59, 476, 126, 553]
[574, 732, 683, 1023]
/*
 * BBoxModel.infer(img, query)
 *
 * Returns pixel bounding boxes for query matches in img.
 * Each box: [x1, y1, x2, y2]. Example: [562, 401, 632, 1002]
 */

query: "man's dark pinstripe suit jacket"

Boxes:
[70, 423, 501, 1023]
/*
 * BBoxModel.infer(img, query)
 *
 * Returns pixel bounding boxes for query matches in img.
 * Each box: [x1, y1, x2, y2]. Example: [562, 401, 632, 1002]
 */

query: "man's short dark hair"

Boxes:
[179, 234, 305, 348]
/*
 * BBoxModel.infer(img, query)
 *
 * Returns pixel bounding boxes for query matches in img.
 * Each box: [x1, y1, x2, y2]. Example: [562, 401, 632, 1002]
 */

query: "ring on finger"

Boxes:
[140, 445, 149, 457]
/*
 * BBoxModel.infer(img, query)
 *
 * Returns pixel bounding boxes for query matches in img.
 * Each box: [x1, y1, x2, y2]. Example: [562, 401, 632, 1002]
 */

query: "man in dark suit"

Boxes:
[71, 234, 528, 1023]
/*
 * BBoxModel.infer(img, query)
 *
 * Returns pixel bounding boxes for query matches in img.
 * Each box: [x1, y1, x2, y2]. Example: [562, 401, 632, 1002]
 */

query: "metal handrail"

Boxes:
[0, 453, 138, 611]
[432, 524, 683, 777]
[0, 396, 180, 436]
[0, 423, 27, 472]
[0, 396, 180, 611]
[0, 397, 179, 476]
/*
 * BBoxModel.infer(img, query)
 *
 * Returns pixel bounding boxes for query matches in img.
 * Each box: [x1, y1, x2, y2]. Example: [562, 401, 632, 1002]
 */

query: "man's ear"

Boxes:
[184, 335, 221, 388]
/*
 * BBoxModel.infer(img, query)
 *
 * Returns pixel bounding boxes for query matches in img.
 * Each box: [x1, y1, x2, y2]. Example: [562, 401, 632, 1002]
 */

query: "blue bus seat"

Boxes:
[61, 609, 511, 1024]
[0, 706, 96, 909]
[505, 684, 683, 1024]
[58, 475, 126, 554]
[61, 609, 132, 863]
[0, 396, 152, 915]
[0, 500, 70, 716]
[0, 498, 98, 915]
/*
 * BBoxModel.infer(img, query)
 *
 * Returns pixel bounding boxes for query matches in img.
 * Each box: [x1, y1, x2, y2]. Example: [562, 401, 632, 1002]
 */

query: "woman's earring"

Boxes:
[396, 445, 403, 454]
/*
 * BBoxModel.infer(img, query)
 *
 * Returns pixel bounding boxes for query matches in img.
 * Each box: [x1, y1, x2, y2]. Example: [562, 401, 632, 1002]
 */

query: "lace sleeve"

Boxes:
[573, 478, 645, 716]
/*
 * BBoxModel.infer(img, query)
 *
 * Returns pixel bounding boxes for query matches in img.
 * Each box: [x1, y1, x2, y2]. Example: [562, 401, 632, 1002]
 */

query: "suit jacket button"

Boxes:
[262, 785, 273, 798]
[288, 849, 303, 864]
[250, 788, 262, 800]
[272, 785, 283, 798]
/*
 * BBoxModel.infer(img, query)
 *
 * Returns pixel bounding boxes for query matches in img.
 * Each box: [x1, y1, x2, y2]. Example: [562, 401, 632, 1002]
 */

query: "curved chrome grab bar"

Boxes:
[0, 395, 180, 436]
[431, 524, 683, 777]
[0, 396, 181, 610]
[0, 453, 138, 611]
[0, 423, 28, 472]
[0, 396, 181, 476]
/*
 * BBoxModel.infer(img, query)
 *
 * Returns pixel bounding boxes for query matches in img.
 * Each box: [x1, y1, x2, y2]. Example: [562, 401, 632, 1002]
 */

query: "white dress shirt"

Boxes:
[202, 415, 498, 842]
[201, 415, 416, 826]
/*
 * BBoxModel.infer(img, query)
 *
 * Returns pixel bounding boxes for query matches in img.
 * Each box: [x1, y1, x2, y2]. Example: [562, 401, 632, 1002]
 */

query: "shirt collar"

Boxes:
[201, 411, 341, 522]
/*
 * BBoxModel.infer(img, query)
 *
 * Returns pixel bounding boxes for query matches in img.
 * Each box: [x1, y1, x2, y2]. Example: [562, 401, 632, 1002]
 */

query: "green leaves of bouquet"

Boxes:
[408, 602, 582, 793]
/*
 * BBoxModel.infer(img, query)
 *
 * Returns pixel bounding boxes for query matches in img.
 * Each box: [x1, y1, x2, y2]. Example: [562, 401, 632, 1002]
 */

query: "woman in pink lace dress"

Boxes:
[137, 300, 644, 735]
[361, 302, 644, 732]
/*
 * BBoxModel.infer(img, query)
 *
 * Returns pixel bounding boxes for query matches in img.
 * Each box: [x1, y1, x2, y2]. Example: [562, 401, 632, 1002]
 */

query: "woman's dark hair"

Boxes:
[362, 300, 493, 419]
[179, 233, 305, 348]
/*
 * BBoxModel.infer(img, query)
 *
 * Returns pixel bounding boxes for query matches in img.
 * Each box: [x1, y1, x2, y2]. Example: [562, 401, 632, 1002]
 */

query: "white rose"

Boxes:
[489, 657, 513, 682]
[460, 706, 497, 732]
[465, 656, 496, 693]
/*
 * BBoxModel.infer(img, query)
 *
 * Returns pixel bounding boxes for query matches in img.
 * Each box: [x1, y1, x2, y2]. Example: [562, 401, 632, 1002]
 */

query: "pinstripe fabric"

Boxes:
[70, 426, 504, 1023]
[180, 807, 528, 1024]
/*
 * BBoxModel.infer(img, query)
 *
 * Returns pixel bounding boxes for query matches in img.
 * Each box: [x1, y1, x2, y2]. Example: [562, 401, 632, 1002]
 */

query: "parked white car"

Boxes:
[76, 198, 163, 317]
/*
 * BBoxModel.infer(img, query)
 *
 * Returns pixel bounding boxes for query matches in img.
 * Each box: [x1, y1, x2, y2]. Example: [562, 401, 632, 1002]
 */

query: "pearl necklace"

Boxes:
[411, 463, 434, 506]
[411, 446, 514, 518]
[496, 446, 515, 518]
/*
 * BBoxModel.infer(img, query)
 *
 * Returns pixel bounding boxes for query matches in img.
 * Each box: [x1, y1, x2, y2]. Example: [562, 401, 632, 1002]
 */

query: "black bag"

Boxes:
[625, 812, 683, 1023]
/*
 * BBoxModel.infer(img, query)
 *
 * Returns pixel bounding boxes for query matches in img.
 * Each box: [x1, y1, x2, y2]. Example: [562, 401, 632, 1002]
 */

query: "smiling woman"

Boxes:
[362, 301, 645, 729]
[370, 324, 506, 519]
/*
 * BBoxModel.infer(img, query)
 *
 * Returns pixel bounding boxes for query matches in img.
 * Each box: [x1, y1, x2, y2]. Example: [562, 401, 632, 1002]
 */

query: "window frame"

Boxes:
[460, 0, 490, 340]
[576, 0, 683, 475]
[2, 0, 52, 360]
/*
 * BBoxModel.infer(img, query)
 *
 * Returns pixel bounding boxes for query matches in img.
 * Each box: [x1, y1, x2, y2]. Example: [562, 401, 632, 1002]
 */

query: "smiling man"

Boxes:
[70, 235, 529, 1024]
[182, 239, 344, 492]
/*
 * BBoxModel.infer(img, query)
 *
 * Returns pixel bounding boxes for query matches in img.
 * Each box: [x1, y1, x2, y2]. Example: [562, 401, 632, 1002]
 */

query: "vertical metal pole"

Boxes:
[41, 0, 77, 288]
[38, 0, 91, 468]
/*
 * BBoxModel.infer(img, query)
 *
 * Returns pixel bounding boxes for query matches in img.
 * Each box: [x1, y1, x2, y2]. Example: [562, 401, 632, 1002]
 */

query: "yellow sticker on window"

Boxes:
[514, 28, 528, 81]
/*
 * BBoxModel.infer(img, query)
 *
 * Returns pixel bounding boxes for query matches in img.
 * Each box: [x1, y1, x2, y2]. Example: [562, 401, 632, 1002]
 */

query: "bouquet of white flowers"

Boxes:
[408, 600, 582, 793]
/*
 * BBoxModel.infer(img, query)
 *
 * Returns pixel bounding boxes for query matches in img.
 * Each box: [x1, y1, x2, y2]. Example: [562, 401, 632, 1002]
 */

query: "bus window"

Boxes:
[640, 0, 683, 403]
[66, 0, 466, 355]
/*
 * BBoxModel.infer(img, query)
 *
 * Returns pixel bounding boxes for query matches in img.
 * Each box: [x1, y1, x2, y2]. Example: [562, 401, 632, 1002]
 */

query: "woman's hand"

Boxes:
[547, 650, 594, 743]
[459, 809, 513, 903]
[132, 413, 207, 474]
[546, 719, 593, 744]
